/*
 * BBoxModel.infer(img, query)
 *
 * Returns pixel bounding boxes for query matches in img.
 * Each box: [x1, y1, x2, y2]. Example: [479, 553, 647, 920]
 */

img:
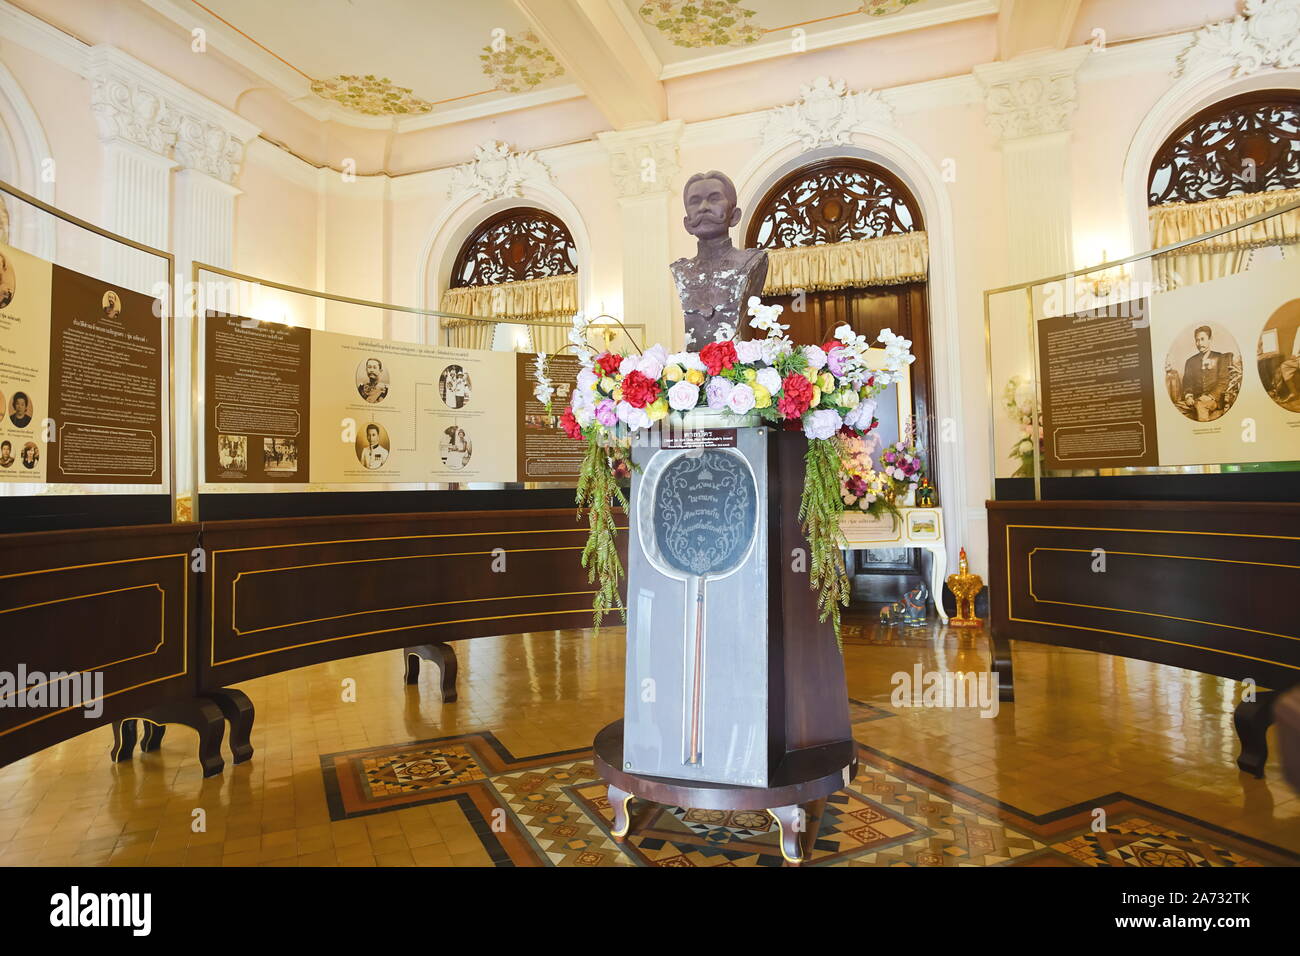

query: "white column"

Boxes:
[597, 120, 683, 350]
[98, 139, 175, 294]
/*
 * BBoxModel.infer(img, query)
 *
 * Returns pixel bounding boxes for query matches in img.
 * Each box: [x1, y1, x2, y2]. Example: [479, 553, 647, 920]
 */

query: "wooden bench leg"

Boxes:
[110, 719, 138, 763]
[204, 687, 255, 764]
[769, 798, 826, 866]
[404, 643, 458, 701]
[109, 697, 226, 777]
[1235, 690, 1278, 778]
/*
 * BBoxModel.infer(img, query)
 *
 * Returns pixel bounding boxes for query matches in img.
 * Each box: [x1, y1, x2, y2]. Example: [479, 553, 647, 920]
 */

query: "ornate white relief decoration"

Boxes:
[447, 141, 553, 201]
[601, 131, 681, 198]
[1176, 0, 1300, 78]
[761, 77, 893, 149]
[980, 68, 1080, 140]
[89, 66, 248, 184]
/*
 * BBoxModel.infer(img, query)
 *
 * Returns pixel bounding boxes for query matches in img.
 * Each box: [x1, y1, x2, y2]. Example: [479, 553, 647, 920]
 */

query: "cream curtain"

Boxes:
[439, 273, 579, 351]
[762, 230, 929, 295]
[1150, 188, 1300, 289]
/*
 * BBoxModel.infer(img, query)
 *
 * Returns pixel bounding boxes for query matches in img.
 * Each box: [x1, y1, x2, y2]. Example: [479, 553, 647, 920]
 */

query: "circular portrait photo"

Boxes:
[355, 356, 390, 404]
[20, 441, 39, 470]
[1164, 322, 1243, 423]
[102, 290, 122, 319]
[0, 249, 16, 309]
[0, 440, 14, 468]
[440, 425, 472, 471]
[439, 364, 471, 410]
[356, 421, 390, 470]
[8, 391, 33, 429]
[1257, 298, 1300, 413]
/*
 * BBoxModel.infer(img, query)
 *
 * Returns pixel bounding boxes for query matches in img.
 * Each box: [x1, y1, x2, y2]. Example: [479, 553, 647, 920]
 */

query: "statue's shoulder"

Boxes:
[669, 256, 692, 273]
[739, 246, 768, 267]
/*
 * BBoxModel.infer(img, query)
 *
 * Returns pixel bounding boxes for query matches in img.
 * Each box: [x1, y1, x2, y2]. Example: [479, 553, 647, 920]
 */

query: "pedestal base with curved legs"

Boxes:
[203, 687, 255, 764]
[110, 696, 226, 777]
[404, 642, 458, 701]
[594, 720, 856, 866]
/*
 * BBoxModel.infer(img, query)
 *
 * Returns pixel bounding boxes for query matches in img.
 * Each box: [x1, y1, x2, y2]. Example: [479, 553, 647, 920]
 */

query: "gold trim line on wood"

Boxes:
[211, 607, 599, 666]
[232, 588, 599, 637]
[1026, 546, 1300, 643]
[209, 525, 629, 556]
[0, 585, 168, 702]
[0, 553, 191, 581]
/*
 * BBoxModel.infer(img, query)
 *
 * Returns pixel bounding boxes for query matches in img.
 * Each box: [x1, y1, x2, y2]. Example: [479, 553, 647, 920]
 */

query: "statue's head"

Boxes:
[682, 170, 741, 241]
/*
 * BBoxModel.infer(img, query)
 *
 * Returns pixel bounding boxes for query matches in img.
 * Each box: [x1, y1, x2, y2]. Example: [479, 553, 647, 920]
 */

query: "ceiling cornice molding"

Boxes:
[0, 0, 90, 74]
[1174, 0, 1300, 79]
[392, 83, 587, 132]
[656, 0, 999, 80]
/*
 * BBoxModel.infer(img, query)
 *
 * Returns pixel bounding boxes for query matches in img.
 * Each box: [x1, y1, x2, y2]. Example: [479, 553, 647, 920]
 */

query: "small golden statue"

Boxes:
[915, 477, 936, 507]
[946, 547, 983, 628]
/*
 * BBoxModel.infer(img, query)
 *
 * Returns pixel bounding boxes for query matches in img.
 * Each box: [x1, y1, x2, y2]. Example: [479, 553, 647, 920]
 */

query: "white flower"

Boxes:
[803, 408, 843, 440]
[667, 380, 700, 411]
[735, 339, 764, 364]
[669, 350, 707, 373]
[844, 398, 876, 430]
[802, 344, 827, 371]
[747, 296, 790, 342]
[532, 352, 554, 405]
[573, 402, 595, 427]
[756, 366, 782, 396]
[615, 400, 650, 431]
[636, 344, 668, 380]
[727, 383, 756, 415]
[618, 355, 638, 377]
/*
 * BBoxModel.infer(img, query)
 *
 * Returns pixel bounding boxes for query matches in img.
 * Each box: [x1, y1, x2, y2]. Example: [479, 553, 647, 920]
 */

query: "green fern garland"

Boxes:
[799, 436, 851, 648]
[575, 436, 627, 628]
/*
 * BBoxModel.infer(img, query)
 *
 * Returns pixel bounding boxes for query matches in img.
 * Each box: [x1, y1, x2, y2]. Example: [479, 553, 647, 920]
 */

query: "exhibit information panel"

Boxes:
[515, 353, 582, 481]
[1037, 255, 1300, 470]
[0, 240, 163, 485]
[203, 311, 522, 484]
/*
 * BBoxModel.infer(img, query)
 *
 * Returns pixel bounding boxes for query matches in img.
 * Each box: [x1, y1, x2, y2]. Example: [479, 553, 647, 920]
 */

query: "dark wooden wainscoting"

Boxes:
[989, 499, 1300, 775]
[200, 508, 623, 687]
[0, 523, 198, 767]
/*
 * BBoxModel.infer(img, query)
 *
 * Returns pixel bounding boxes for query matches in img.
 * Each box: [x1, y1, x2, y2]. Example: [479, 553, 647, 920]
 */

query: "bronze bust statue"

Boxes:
[670, 170, 768, 347]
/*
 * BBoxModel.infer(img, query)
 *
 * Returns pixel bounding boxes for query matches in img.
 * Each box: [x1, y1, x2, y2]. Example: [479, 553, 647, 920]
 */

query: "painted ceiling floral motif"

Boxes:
[638, 0, 764, 48]
[309, 74, 433, 116]
[861, 0, 923, 16]
[480, 31, 565, 93]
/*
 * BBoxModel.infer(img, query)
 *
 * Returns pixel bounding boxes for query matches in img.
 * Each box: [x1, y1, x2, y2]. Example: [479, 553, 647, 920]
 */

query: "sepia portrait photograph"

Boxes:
[355, 421, 390, 470]
[1164, 321, 1243, 423]
[262, 437, 298, 474]
[439, 425, 472, 471]
[438, 364, 471, 409]
[1257, 298, 1300, 413]
[355, 356, 390, 404]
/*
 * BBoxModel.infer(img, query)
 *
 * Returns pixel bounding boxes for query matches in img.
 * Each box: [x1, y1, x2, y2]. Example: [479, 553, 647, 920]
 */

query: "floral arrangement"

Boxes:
[535, 300, 915, 642]
[840, 434, 893, 519]
[880, 420, 924, 496]
[1003, 374, 1042, 478]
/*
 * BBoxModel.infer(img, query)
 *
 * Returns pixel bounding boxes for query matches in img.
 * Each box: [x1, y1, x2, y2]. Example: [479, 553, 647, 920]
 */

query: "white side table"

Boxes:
[839, 507, 948, 622]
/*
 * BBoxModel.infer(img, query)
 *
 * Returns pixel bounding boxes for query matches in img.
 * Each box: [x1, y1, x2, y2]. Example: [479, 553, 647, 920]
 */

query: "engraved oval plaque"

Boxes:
[653, 449, 757, 578]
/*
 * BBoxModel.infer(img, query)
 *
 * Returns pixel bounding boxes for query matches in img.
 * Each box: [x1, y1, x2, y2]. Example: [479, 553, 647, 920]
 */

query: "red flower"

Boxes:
[594, 351, 622, 376]
[777, 372, 813, 420]
[621, 370, 660, 409]
[700, 341, 738, 375]
[821, 340, 839, 354]
[560, 406, 584, 440]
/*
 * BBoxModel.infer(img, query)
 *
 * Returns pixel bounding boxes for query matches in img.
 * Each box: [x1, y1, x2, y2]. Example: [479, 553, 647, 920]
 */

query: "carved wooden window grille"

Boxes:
[746, 159, 923, 249]
[1148, 90, 1300, 206]
[450, 207, 577, 287]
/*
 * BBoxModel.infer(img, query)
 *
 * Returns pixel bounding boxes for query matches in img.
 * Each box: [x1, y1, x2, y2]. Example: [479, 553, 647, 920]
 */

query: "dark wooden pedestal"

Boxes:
[404, 642, 458, 701]
[593, 720, 857, 865]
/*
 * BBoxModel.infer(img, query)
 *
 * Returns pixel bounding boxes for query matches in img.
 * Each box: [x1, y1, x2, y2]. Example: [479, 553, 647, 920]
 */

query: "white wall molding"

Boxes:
[1175, 0, 1300, 79]
[0, 0, 90, 75]
[974, 47, 1090, 141]
[0, 60, 56, 259]
[760, 76, 894, 150]
[596, 119, 683, 198]
[447, 141, 554, 203]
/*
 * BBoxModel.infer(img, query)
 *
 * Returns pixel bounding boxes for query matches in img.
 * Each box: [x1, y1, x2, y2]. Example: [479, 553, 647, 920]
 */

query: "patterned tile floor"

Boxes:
[0, 616, 1297, 866]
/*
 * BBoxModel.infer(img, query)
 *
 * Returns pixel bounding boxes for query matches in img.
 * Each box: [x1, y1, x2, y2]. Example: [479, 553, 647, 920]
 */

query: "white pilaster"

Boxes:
[597, 120, 682, 350]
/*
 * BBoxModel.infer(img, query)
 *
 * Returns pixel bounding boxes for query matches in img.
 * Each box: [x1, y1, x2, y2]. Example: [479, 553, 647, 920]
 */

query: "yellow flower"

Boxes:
[663, 364, 684, 383]
[685, 369, 706, 386]
[811, 385, 822, 407]
[818, 371, 835, 393]
[599, 376, 616, 393]
[646, 397, 670, 422]
[803, 368, 818, 384]
[613, 386, 623, 401]
[743, 368, 758, 383]
[752, 383, 772, 408]
[837, 388, 860, 409]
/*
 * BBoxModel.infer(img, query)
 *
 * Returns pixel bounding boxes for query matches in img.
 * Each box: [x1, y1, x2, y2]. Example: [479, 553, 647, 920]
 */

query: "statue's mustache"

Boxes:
[687, 210, 726, 224]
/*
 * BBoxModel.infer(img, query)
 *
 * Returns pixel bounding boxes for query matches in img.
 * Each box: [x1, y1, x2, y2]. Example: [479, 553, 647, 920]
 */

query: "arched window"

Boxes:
[450, 207, 577, 287]
[1148, 89, 1300, 206]
[749, 158, 932, 601]
[747, 158, 923, 249]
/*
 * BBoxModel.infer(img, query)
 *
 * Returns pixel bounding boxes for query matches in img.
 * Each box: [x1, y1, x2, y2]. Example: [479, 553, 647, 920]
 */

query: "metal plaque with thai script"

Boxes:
[653, 450, 756, 577]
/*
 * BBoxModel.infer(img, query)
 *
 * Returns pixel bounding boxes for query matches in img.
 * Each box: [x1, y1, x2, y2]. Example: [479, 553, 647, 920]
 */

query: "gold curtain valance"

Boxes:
[438, 273, 579, 323]
[1149, 188, 1300, 255]
[761, 231, 929, 295]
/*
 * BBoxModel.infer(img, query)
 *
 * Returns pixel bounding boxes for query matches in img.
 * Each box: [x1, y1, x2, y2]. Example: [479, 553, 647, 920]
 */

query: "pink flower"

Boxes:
[595, 399, 617, 427]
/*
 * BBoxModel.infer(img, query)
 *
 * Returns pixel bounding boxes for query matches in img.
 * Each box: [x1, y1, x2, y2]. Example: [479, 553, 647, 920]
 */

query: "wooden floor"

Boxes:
[0, 614, 1297, 866]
